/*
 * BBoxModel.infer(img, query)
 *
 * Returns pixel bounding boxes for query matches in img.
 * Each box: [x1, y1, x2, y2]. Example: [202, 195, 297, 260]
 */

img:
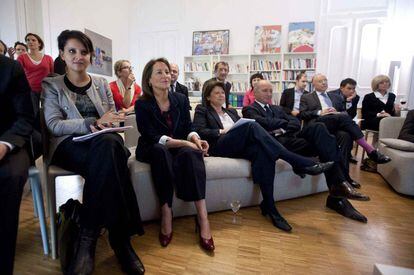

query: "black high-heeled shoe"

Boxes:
[293, 161, 334, 178]
[194, 216, 215, 251]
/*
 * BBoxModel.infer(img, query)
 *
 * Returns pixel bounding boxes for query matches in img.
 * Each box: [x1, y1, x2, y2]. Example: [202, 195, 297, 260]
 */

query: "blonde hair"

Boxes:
[371, 75, 391, 91]
[114, 59, 130, 78]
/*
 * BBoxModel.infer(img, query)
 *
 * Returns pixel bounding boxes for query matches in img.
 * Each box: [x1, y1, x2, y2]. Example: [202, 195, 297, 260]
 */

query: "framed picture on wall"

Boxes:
[254, 25, 282, 54]
[192, 30, 230, 55]
[85, 28, 113, 76]
[288, 22, 315, 52]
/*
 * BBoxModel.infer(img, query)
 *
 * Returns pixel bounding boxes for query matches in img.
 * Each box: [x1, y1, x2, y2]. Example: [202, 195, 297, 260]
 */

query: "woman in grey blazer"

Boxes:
[42, 30, 144, 275]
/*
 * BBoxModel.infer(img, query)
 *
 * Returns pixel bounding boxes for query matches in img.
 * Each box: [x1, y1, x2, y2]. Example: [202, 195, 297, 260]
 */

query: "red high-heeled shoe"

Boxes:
[194, 216, 215, 251]
[159, 210, 173, 247]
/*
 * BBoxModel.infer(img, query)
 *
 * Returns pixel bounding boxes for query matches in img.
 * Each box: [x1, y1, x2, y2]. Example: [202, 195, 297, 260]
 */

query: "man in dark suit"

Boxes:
[279, 72, 309, 117]
[0, 55, 34, 275]
[243, 80, 370, 223]
[399, 110, 414, 143]
[170, 63, 191, 110]
[328, 78, 360, 119]
[329, 78, 360, 164]
[300, 74, 391, 170]
[202, 61, 232, 107]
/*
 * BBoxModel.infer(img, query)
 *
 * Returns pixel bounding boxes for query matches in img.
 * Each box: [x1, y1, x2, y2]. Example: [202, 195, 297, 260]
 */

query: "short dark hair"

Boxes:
[340, 78, 357, 88]
[250, 73, 264, 88]
[202, 80, 226, 106]
[140, 57, 171, 100]
[14, 41, 28, 50]
[296, 71, 307, 81]
[0, 40, 7, 54]
[57, 30, 94, 62]
[25, 33, 44, 51]
[214, 61, 229, 72]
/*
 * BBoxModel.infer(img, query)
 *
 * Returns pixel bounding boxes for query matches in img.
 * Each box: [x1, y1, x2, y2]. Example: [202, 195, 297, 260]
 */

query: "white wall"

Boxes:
[0, 0, 20, 47]
[129, 0, 321, 83]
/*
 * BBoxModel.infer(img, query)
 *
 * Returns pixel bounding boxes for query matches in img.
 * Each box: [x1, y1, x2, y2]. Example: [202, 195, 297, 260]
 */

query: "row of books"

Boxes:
[229, 94, 244, 108]
[185, 62, 210, 72]
[251, 60, 281, 71]
[283, 58, 316, 69]
[228, 63, 249, 73]
[230, 81, 249, 92]
[261, 71, 282, 81]
[283, 70, 315, 81]
[184, 77, 203, 91]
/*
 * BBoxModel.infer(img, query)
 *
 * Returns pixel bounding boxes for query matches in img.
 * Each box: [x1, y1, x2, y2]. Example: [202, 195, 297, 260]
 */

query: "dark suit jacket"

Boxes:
[361, 92, 396, 130]
[174, 81, 191, 110]
[328, 89, 360, 118]
[0, 55, 34, 152]
[398, 110, 414, 143]
[299, 91, 345, 124]
[193, 104, 239, 150]
[242, 101, 301, 134]
[134, 91, 194, 161]
[203, 78, 232, 107]
[279, 87, 309, 115]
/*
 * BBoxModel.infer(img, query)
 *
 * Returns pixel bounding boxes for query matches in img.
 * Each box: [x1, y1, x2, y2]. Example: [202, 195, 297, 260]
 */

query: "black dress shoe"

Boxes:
[368, 150, 391, 164]
[67, 228, 100, 275]
[329, 181, 370, 201]
[259, 202, 292, 232]
[326, 196, 367, 223]
[348, 180, 361, 189]
[293, 161, 334, 178]
[111, 240, 145, 275]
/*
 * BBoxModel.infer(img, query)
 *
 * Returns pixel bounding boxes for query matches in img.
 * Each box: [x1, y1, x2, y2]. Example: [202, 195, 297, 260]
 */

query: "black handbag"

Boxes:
[57, 198, 82, 274]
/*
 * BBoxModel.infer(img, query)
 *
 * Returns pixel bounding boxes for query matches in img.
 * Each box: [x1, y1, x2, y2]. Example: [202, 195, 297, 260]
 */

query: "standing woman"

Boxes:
[135, 58, 214, 251]
[17, 33, 53, 114]
[42, 30, 144, 275]
[361, 75, 396, 131]
[110, 60, 142, 113]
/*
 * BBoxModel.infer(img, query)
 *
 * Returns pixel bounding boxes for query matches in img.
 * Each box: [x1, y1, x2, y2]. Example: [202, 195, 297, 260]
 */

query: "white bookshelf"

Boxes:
[282, 52, 316, 91]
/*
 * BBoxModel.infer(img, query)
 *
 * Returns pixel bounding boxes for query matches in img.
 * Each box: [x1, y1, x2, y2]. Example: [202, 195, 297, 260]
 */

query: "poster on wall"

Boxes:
[254, 25, 282, 54]
[192, 30, 229, 55]
[85, 28, 113, 76]
[288, 22, 315, 52]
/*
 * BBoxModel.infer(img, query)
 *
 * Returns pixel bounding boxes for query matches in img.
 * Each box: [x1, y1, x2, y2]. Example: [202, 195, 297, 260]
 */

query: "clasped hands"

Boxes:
[321, 107, 339, 115]
[89, 110, 126, 132]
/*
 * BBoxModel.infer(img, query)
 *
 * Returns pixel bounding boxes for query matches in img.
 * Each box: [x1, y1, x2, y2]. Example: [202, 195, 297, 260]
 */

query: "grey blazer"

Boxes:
[41, 74, 115, 159]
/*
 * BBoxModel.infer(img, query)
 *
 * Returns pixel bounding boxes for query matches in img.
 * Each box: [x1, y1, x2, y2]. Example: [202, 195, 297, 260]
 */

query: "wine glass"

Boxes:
[400, 97, 408, 117]
[230, 200, 241, 224]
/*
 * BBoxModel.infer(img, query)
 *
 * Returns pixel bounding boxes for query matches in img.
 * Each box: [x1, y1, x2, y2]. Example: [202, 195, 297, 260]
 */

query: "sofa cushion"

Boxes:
[380, 138, 414, 152]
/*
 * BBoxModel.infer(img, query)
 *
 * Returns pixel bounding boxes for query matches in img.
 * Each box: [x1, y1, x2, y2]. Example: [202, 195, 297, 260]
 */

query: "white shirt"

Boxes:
[218, 112, 235, 129]
[293, 88, 305, 111]
[315, 90, 333, 109]
[255, 100, 286, 136]
[374, 91, 389, 104]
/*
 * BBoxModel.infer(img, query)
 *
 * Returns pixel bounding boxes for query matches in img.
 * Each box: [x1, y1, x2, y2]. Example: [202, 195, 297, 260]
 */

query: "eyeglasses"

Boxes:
[121, 66, 133, 71]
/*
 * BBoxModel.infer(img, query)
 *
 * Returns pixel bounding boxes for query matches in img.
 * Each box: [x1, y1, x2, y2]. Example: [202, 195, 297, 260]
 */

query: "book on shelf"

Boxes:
[185, 77, 202, 91]
[229, 63, 249, 73]
[283, 70, 315, 81]
[283, 58, 316, 69]
[229, 94, 244, 108]
[185, 62, 210, 72]
[230, 81, 248, 93]
[261, 71, 281, 81]
[251, 59, 281, 71]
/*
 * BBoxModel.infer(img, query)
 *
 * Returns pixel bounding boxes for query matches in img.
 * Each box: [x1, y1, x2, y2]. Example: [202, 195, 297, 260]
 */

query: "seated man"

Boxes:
[328, 78, 360, 119]
[243, 80, 369, 222]
[300, 74, 391, 165]
[279, 72, 309, 117]
[0, 55, 34, 275]
[398, 110, 414, 143]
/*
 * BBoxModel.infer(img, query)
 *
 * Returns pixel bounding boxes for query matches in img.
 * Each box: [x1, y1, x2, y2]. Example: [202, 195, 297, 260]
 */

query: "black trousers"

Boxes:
[210, 122, 288, 211]
[0, 148, 30, 275]
[52, 133, 143, 236]
[316, 113, 364, 140]
[276, 122, 347, 188]
[147, 144, 206, 207]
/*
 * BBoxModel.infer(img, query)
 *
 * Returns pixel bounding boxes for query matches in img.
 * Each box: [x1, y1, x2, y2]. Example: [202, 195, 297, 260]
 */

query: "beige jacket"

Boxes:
[41, 75, 115, 159]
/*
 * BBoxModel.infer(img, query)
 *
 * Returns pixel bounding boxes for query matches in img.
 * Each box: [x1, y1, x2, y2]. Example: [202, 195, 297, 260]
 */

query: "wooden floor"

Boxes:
[14, 163, 414, 274]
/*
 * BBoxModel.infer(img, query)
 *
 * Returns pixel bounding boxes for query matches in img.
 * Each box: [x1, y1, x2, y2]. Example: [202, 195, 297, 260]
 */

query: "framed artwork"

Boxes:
[288, 21, 315, 52]
[254, 25, 282, 54]
[85, 28, 113, 76]
[192, 30, 229, 55]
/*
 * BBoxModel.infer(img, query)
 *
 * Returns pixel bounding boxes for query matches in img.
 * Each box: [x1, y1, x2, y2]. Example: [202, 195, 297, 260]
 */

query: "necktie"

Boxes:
[264, 105, 273, 118]
[321, 92, 333, 108]
[170, 84, 175, 93]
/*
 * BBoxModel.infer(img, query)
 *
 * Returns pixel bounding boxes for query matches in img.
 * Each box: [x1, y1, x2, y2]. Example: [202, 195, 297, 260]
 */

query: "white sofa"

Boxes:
[377, 117, 414, 196]
[125, 113, 328, 221]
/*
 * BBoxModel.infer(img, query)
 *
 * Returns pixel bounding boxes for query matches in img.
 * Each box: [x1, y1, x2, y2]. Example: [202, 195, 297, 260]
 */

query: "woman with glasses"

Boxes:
[110, 60, 142, 113]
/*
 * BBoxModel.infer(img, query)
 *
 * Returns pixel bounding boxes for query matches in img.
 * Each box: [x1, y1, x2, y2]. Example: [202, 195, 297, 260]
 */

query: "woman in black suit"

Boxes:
[361, 75, 396, 131]
[193, 81, 334, 232]
[135, 58, 214, 251]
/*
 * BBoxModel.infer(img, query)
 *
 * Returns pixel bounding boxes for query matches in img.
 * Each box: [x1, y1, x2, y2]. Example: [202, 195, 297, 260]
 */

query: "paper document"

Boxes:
[72, 126, 132, 142]
[229, 118, 255, 131]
